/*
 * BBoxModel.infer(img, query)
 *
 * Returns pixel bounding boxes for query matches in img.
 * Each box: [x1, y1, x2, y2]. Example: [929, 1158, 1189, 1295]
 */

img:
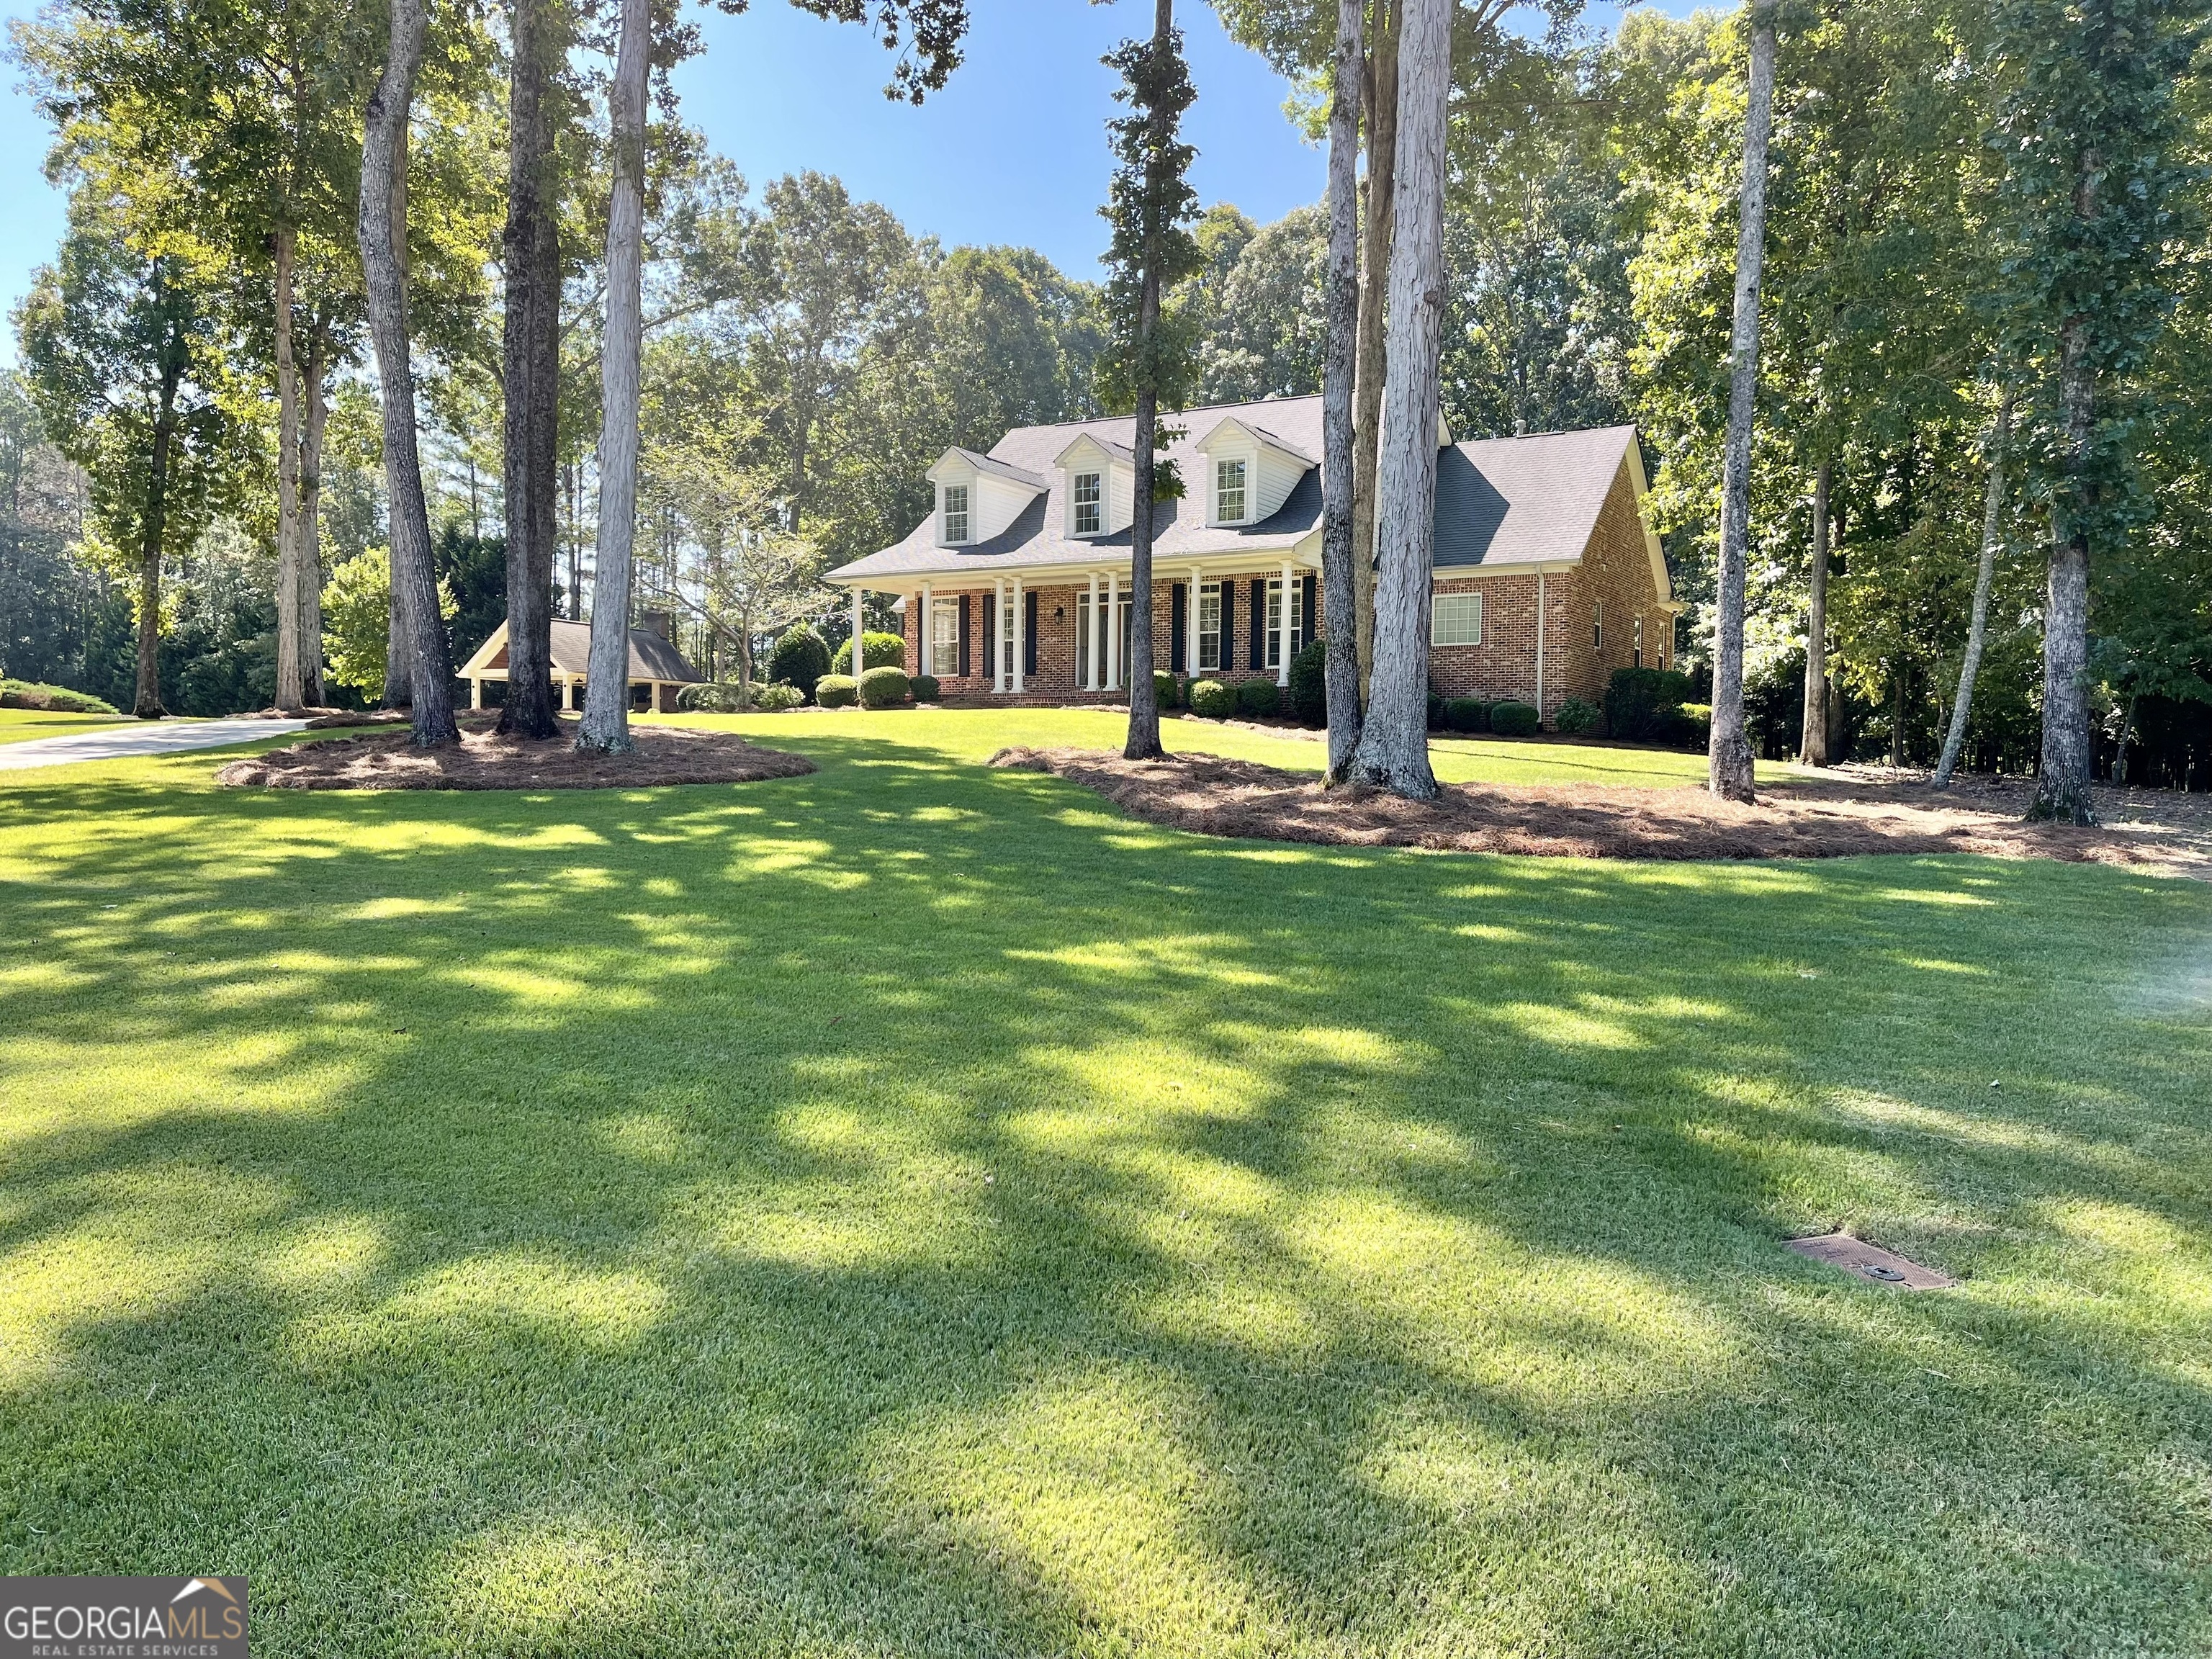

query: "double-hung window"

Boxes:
[1593, 599, 1604, 650]
[1073, 472, 1102, 536]
[1197, 581, 1223, 673]
[1431, 590, 1483, 646]
[931, 598, 960, 676]
[1215, 459, 1248, 523]
[1263, 578, 1303, 667]
[943, 484, 971, 544]
[1632, 613, 1643, 667]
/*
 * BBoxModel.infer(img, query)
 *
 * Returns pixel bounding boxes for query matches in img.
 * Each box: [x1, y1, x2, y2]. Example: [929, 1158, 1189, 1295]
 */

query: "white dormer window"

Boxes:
[1073, 472, 1102, 536]
[943, 484, 971, 544]
[1216, 459, 1248, 523]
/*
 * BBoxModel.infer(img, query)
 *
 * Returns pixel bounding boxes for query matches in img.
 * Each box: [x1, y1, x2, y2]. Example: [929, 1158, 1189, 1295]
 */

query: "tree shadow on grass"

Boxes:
[1, 733, 2209, 1655]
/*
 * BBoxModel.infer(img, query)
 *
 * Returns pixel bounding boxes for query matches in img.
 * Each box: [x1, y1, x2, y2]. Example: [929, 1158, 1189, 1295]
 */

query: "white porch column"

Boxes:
[1106, 571, 1120, 691]
[469, 677, 482, 711]
[1011, 574, 1025, 693]
[919, 582, 933, 676]
[1086, 572, 1100, 691]
[994, 578, 1007, 693]
[852, 587, 866, 682]
[1186, 565, 1201, 679]
[1277, 560, 1295, 687]
[561, 675, 575, 711]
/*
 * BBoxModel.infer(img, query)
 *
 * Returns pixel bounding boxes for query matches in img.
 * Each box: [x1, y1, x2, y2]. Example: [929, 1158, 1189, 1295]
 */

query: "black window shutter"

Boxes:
[1220, 579, 1234, 662]
[1249, 577, 1266, 669]
[1025, 589, 1038, 674]
[1303, 575, 1317, 643]
[983, 593, 996, 678]
[958, 595, 971, 677]
[1170, 583, 1187, 673]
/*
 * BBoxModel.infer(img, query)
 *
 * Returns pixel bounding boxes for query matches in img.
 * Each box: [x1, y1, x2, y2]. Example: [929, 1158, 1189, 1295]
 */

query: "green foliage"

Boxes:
[858, 666, 911, 708]
[1427, 692, 1447, 730]
[1491, 701, 1541, 737]
[1097, 10, 1205, 416]
[1285, 639, 1327, 726]
[1555, 698, 1601, 735]
[831, 631, 907, 675]
[321, 546, 457, 696]
[753, 681, 806, 713]
[1187, 678, 1235, 718]
[1605, 667, 1696, 742]
[768, 626, 832, 701]
[1444, 698, 1491, 734]
[677, 683, 752, 713]
[1154, 670, 1181, 710]
[815, 674, 858, 709]
[909, 673, 941, 703]
[1235, 678, 1280, 718]
[0, 680, 119, 714]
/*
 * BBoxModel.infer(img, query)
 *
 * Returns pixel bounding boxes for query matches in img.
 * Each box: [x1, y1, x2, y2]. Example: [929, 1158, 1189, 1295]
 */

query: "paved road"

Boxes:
[0, 719, 311, 773]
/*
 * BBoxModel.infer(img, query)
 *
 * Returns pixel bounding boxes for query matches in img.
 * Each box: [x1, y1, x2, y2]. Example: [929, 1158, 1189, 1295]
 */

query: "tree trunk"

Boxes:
[359, 0, 459, 746]
[1120, 0, 1177, 763]
[1889, 660, 1907, 767]
[1344, 0, 1447, 800]
[299, 318, 329, 707]
[566, 460, 583, 619]
[1935, 397, 2010, 788]
[273, 225, 307, 711]
[498, 0, 563, 739]
[1708, 2, 1776, 804]
[577, 0, 649, 754]
[2032, 155, 2102, 826]
[1351, 0, 1398, 708]
[132, 408, 174, 719]
[1321, 0, 1364, 780]
[1798, 458, 1830, 765]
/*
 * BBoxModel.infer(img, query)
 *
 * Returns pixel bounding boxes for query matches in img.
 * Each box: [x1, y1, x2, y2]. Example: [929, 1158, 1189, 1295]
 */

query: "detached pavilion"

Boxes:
[459, 619, 703, 713]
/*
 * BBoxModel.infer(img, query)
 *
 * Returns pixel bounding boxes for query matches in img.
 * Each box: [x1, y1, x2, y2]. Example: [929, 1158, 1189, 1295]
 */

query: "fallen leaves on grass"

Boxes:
[220, 721, 815, 791]
[991, 745, 2185, 868]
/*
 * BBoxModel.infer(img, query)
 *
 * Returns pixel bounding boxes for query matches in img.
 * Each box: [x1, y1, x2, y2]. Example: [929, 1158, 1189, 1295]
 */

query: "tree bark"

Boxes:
[132, 410, 174, 719]
[2032, 155, 2102, 825]
[1344, 0, 1447, 800]
[298, 316, 328, 707]
[577, 0, 649, 753]
[1321, 0, 1364, 780]
[1798, 458, 1830, 765]
[273, 225, 307, 711]
[1935, 397, 2010, 788]
[1351, 0, 1398, 707]
[498, 0, 563, 739]
[1708, 1, 1776, 804]
[1120, 0, 1177, 763]
[359, 0, 458, 745]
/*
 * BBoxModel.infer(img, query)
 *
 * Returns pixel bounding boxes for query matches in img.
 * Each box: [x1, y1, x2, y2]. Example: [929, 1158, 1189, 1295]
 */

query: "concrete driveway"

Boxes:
[0, 719, 312, 773]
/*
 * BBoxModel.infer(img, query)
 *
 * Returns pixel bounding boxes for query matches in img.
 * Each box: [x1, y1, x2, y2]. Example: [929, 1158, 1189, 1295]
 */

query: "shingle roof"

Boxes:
[945, 446, 1050, 490]
[829, 400, 1637, 585]
[544, 621, 701, 682]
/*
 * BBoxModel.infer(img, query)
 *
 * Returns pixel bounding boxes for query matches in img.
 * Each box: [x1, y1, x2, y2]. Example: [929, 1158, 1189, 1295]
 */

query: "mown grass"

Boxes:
[0, 710, 2205, 1658]
[0, 707, 132, 745]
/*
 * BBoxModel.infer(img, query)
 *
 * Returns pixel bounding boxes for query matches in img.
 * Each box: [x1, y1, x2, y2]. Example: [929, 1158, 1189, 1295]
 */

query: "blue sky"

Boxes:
[0, 0, 1698, 364]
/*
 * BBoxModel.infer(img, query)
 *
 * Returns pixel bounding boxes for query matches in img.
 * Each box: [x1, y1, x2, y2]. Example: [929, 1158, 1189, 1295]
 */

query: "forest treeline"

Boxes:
[3, 0, 2208, 785]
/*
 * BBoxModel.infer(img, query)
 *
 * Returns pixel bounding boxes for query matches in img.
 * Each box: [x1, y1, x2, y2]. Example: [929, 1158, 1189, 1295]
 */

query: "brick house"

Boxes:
[824, 395, 1678, 727]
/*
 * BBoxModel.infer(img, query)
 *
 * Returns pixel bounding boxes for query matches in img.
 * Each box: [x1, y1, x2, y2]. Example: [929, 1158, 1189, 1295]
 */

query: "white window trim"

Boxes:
[1197, 580, 1223, 673]
[1262, 577, 1303, 668]
[1215, 458, 1249, 526]
[1593, 598, 1604, 651]
[1071, 471, 1103, 536]
[931, 600, 960, 675]
[942, 483, 971, 545]
[1432, 590, 1484, 647]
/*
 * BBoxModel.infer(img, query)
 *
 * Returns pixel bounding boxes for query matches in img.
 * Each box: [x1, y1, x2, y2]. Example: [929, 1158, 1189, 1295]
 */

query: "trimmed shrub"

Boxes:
[814, 674, 858, 709]
[768, 626, 831, 701]
[0, 679, 120, 714]
[909, 674, 941, 703]
[1655, 704, 1711, 749]
[1491, 701, 1540, 737]
[1427, 693, 1447, 729]
[1188, 678, 1235, 718]
[831, 630, 907, 675]
[676, 681, 747, 713]
[1554, 697, 1601, 735]
[1286, 639, 1327, 725]
[1236, 678, 1280, 717]
[1604, 666, 1694, 742]
[858, 666, 910, 709]
[753, 681, 804, 712]
[1154, 670, 1180, 709]
[1443, 697, 1489, 734]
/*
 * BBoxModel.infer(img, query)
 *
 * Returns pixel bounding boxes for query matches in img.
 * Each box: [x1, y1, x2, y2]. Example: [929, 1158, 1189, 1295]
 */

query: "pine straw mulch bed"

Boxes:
[219, 719, 814, 791]
[989, 746, 2203, 873]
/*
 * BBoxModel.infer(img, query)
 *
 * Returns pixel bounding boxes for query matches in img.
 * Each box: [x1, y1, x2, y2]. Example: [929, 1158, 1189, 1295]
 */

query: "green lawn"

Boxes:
[0, 711, 2205, 1657]
[0, 706, 130, 745]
